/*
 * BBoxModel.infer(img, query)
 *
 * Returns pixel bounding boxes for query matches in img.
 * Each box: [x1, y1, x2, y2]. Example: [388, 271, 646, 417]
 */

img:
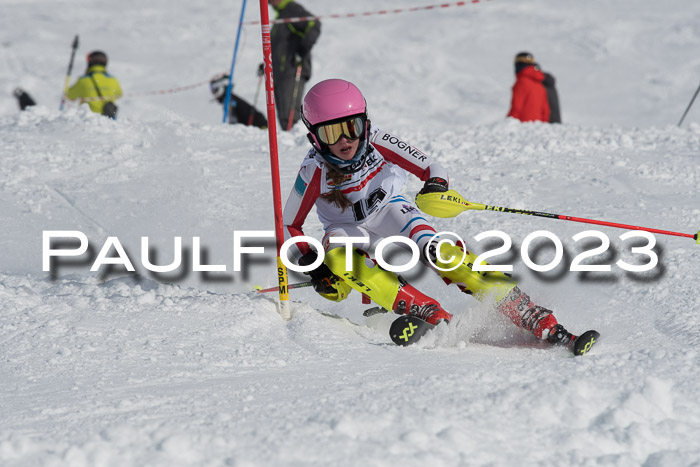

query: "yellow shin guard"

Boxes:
[433, 242, 516, 301]
[324, 248, 401, 311]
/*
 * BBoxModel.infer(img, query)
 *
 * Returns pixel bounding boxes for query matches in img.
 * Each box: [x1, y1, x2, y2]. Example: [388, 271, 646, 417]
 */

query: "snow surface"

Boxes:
[1, 0, 700, 465]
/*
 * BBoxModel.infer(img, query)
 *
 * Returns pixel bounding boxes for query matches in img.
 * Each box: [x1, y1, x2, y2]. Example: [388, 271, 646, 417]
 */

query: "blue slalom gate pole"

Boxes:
[222, 0, 248, 123]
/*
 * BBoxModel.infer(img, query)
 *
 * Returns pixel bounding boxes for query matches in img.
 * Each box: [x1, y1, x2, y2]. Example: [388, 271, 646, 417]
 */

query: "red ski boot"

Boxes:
[389, 280, 451, 346]
[392, 279, 452, 325]
[497, 287, 600, 356]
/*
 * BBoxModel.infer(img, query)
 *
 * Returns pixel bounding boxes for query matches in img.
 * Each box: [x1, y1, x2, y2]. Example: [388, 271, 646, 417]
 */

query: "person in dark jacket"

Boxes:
[269, 0, 321, 130]
[209, 73, 267, 129]
[507, 52, 561, 123]
[543, 72, 561, 124]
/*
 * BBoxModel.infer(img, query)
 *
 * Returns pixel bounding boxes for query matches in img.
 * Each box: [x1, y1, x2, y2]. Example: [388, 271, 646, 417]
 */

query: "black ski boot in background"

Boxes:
[14, 87, 36, 111]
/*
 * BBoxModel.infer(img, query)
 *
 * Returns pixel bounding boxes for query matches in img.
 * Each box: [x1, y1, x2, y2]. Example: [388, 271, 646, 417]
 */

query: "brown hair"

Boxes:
[321, 164, 353, 211]
[318, 120, 371, 212]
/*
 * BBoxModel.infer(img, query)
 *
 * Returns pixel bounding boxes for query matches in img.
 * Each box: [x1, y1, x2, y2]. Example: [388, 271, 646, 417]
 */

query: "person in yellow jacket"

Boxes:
[66, 50, 122, 118]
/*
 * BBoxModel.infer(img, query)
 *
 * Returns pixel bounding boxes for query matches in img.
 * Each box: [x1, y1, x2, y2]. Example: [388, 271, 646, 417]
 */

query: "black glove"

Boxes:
[298, 251, 339, 295]
[257, 63, 265, 77]
[419, 177, 449, 195]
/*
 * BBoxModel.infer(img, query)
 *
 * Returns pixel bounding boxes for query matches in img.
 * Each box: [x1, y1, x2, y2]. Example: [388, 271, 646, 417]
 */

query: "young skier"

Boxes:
[282, 78, 596, 353]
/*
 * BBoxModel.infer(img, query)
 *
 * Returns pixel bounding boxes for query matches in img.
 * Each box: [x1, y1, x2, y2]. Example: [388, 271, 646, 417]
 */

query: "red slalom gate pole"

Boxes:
[259, 0, 291, 320]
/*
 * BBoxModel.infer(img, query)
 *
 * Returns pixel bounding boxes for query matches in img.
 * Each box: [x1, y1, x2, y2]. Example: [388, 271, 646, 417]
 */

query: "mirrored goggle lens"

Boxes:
[316, 117, 365, 145]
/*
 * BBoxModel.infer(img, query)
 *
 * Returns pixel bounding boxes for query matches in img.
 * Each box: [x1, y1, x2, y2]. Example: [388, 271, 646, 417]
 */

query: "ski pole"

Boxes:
[286, 62, 303, 131]
[59, 35, 79, 111]
[678, 80, 700, 127]
[254, 281, 314, 294]
[256, 283, 380, 312]
[247, 67, 264, 126]
[416, 189, 700, 244]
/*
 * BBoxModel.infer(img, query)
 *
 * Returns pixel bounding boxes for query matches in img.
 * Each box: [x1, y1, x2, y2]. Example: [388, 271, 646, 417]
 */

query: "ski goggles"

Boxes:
[315, 116, 366, 146]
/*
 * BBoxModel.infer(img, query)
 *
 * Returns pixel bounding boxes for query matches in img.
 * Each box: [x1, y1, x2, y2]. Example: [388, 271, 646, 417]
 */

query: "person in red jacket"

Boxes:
[507, 52, 556, 123]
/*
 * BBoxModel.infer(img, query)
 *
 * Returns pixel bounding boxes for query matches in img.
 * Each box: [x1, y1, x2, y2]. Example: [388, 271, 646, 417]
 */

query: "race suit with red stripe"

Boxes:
[282, 127, 449, 260]
[282, 126, 563, 341]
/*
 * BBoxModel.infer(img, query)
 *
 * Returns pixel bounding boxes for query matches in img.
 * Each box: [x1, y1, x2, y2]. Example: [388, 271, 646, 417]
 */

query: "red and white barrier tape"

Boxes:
[66, 79, 211, 103]
[244, 0, 488, 26]
[129, 80, 211, 97]
[68, 2, 490, 104]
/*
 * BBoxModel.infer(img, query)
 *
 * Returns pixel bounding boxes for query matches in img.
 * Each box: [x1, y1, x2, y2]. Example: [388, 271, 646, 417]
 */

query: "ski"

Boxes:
[388, 315, 600, 353]
[255, 282, 599, 353]
[389, 315, 435, 346]
[572, 330, 600, 356]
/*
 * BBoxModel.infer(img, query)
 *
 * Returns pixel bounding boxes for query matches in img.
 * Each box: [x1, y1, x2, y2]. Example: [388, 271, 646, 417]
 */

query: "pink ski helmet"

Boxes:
[301, 79, 370, 173]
